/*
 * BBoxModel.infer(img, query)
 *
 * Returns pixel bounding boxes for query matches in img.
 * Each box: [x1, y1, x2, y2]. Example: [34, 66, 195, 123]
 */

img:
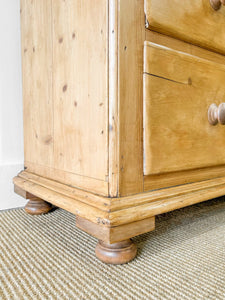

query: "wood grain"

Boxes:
[52, 0, 108, 182]
[108, 0, 119, 197]
[145, 30, 225, 66]
[18, 170, 110, 211]
[21, 0, 54, 167]
[116, 0, 145, 196]
[109, 180, 225, 226]
[145, 0, 225, 54]
[144, 31, 225, 191]
[144, 165, 225, 191]
[25, 162, 108, 196]
[25, 198, 52, 215]
[14, 176, 109, 225]
[110, 176, 225, 212]
[76, 216, 155, 244]
[95, 239, 137, 265]
[18, 1, 225, 253]
[14, 185, 36, 200]
[21, 0, 109, 195]
[144, 41, 225, 175]
[14, 171, 225, 227]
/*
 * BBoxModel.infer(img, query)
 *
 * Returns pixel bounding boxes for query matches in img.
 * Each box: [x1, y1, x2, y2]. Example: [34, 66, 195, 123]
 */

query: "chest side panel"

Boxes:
[21, 0, 109, 193]
[52, 0, 108, 182]
[21, 0, 54, 167]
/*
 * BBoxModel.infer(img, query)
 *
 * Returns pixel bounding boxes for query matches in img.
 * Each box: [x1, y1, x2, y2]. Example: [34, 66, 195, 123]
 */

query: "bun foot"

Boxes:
[25, 198, 52, 215]
[95, 239, 137, 264]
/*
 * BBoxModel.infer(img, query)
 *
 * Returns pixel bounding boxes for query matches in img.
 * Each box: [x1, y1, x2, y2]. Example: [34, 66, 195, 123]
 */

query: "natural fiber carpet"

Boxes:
[1, 198, 225, 300]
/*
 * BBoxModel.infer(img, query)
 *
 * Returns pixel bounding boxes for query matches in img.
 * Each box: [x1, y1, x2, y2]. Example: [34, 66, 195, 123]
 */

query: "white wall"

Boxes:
[0, 0, 27, 210]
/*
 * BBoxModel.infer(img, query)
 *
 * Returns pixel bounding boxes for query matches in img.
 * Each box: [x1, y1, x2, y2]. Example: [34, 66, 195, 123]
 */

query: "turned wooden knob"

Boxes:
[208, 103, 225, 125]
[210, 0, 225, 10]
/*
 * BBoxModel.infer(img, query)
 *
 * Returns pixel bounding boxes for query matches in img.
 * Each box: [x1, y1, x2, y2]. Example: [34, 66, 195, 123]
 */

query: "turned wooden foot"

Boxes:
[25, 198, 52, 215]
[95, 239, 137, 264]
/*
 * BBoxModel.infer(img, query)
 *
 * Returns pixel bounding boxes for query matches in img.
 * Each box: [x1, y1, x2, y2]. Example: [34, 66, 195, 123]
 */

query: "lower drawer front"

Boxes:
[144, 41, 225, 176]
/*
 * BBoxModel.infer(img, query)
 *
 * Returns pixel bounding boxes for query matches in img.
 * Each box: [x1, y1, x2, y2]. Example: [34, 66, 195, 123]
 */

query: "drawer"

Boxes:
[144, 41, 225, 176]
[145, 0, 225, 54]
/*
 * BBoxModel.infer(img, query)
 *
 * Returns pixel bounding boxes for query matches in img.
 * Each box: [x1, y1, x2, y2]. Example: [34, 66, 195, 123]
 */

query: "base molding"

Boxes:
[14, 170, 225, 230]
[76, 216, 155, 244]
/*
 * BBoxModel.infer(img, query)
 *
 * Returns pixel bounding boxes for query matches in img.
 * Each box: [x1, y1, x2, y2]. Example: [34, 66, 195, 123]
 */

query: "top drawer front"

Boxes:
[145, 0, 225, 54]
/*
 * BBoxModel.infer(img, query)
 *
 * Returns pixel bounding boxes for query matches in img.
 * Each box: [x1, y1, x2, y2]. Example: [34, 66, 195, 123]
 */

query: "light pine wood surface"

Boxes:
[144, 30, 225, 190]
[52, 0, 108, 182]
[116, 0, 145, 196]
[144, 165, 225, 191]
[76, 216, 155, 244]
[144, 41, 225, 175]
[16, 0, 225, 264]
[145, 0, 225, 54]
[14, 171, 225, 227]
[21, 0, 54, 168]
[21, 0, 109, 196]
[145, 30, 225, 65]
[108, 0, 119, 197]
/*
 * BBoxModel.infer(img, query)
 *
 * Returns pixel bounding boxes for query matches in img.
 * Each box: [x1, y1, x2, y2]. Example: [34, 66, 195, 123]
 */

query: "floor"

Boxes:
[0, 197, 225, 299]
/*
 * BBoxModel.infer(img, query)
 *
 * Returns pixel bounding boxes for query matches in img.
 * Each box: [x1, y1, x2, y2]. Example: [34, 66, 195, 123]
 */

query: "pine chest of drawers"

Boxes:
[14, 0, 225, 264]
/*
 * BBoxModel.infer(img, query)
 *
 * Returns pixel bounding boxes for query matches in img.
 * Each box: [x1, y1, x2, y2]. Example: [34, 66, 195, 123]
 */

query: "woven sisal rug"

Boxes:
[1, 197, 225, 300]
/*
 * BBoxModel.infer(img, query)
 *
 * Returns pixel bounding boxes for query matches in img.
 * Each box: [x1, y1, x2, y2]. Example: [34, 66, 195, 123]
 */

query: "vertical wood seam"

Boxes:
[108, 0, 119, 197]
[51, 0, 54, 170]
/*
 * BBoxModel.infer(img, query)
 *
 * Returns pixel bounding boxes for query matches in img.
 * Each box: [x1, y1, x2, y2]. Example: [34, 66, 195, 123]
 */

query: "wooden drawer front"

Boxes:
[144, 42, 225, 176]
[145, 0, 225, 54]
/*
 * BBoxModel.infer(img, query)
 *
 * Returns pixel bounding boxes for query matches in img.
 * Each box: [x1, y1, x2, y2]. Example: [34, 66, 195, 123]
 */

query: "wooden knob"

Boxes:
[210, 0, 225, 10]
[208, 103, 225, 125]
